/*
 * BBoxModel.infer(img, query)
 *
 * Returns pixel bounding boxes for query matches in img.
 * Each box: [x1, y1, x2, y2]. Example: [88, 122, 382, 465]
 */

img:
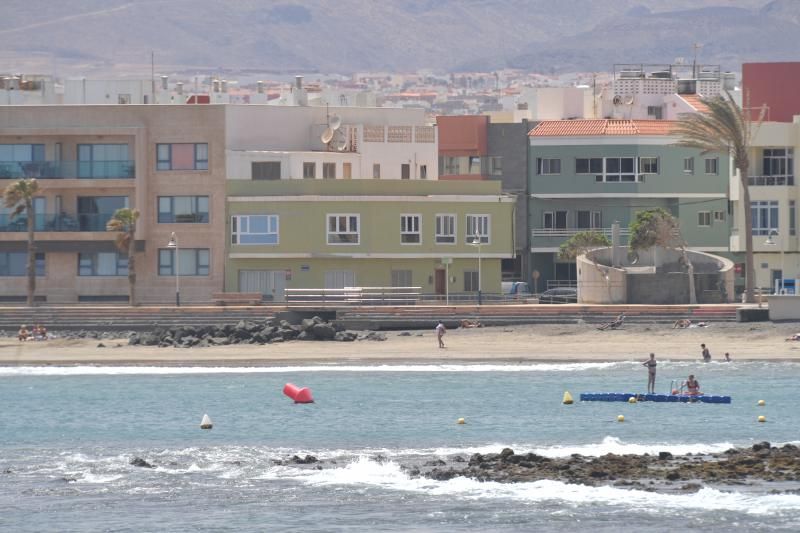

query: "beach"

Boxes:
[2, 321, 800, 365]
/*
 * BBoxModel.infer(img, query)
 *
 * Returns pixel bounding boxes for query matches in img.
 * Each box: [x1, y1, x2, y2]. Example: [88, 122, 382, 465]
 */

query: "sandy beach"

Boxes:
[2, 321, 800, 365]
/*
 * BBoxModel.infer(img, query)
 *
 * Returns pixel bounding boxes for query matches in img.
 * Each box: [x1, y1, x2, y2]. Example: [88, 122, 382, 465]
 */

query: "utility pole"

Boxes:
[692, 43, 702, 79]
[151, 51, 155, 104]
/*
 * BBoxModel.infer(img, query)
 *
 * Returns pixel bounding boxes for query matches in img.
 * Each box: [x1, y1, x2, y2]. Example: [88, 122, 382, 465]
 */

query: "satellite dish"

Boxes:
[624, 95, 635, 105]
[321, 127, 335, 144]
[612, 95, 623, 105]
[334, 135, 348, 152]
[329, 114, 342, 130]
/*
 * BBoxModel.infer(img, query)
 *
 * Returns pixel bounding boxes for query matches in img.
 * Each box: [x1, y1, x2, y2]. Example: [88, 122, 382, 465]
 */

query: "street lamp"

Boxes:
[167, 232, 180, 306]
[470, 236, 482, 305]
[764, 229, 784, 294]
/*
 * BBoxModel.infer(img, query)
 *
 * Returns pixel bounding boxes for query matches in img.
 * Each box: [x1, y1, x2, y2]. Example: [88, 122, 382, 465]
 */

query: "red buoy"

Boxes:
[283, 382, 314, 404]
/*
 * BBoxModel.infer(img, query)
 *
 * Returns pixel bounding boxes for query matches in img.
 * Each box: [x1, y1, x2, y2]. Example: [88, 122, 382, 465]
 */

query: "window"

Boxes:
[639, 157, 659, 174]
[343, 162, 352, 179]
[0, 144, 45, 162]
[158, 196, 209, 223]
[400, 214, 421, 244]
[435, 214, 456, 244]
[77, 144, 130, 178]
[576, 158, 602, 175]
[536, 158, 561, 175]
[324, 270, 355, 289]
[439, 156, 483, 176]
[158, 248, 210, 276]
[464, 270, 479, 292]
[791, 200, 796, 236]
[698, 211, 711, 227]
[466, 214, 490, 244]
[647, 105, 663, 119]
[231, 215, 279, 245]
[156, 143, 208, 171]
[77, 196, 128, 231]
[468, 157, 482, 174]
[751, 201, 779, 236]
[0, 252, 44, 276]
[252, 161, 281, 180]
[488, 156, 503, 175]
[303, 162, 316, 179]
[543, 212, 554, 229]
[401, 163, 411, 180]
[323, 162, 336, 179]
[78, 252, 128, 276]
[683, 157, 695, 174]
[763, 148, 793, 177]
[704, 157, 719, 175]
[604, 157, 636, 182]
[372, 164, 381, 179]
[327, 214, 359, 244]
[391, 270, 412, 287]
[714, 211, 726, 222]
[577, 210, 601, 229]
[420, 164, 428, 179]
[543, 210, 567, 230]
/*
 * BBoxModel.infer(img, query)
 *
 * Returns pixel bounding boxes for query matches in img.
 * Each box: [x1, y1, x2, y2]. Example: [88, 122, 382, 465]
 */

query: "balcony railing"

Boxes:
[0, 160, 135, 180]
[748, 175, 794, 186]
[0, 212, 117, 232]
[532, 227, 632, 238]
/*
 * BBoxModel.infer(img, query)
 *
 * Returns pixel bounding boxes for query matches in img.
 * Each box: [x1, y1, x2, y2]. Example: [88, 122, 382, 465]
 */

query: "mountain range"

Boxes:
[0, 0, 798, 77]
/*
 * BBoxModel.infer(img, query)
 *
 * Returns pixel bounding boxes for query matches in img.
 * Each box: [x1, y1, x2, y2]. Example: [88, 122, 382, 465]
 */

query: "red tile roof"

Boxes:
[529, 119, 678, 137]
[680, 94, 710, 112]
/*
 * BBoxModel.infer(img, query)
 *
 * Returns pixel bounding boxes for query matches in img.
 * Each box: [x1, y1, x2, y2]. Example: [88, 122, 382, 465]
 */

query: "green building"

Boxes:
[225, 180, 515, 301]
[528, 119, 731, 290]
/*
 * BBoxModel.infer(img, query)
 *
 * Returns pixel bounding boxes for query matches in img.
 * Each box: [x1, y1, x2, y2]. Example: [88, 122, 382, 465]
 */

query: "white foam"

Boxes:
[76, 472, 123, 484]
[282, 456, 800, 514]
[0, 362, 621, 376]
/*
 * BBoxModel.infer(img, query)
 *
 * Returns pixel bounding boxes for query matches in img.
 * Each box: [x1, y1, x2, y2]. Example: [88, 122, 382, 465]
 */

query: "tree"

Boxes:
[558, 231, 611, 261]
[106, 208, 140, 306]
[2, 178, 40, 306]
[672, 91, 764, 303]
[629, 208, 696, 304]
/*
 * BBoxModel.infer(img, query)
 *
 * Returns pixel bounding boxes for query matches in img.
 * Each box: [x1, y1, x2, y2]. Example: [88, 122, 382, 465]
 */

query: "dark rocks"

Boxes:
[126, 316, 386, 348]
[290, 455, 319, 464]
[409, 444, 800, 492]
[129, 457, 154, 468]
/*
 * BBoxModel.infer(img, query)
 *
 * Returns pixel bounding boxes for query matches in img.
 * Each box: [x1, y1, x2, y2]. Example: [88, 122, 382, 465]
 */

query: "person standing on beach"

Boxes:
[701, 344, 711, 362]
[643, 353, 657, 393]
[436, 321, 446, 348]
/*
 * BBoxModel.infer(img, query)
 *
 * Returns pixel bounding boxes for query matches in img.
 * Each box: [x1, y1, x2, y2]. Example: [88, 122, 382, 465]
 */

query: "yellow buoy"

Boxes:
[617, 415, 625, 422]
[628, 397, 637, 404]
[457, 418, 466, 425]
[562, 391, 574, 405]
[757, 399, 766, 406]
[758, 415, 766, 423]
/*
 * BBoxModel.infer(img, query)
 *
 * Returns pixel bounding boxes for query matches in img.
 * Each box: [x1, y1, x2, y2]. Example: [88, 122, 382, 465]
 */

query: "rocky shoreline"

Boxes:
[409, 441, 800, 492]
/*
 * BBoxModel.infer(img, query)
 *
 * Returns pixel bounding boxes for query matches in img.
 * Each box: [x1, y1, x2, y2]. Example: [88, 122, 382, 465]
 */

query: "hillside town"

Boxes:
[1, 61, 797, 306]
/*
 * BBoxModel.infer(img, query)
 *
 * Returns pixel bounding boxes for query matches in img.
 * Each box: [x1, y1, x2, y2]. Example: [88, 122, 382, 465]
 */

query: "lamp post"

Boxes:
[764, 229, 784, 294]
[167, 232, 180, 306]
[470, 236, 482, 305]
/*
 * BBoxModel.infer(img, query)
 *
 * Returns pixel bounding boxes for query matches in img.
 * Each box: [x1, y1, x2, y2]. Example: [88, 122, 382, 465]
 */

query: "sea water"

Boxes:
[1, 360, 799, 532]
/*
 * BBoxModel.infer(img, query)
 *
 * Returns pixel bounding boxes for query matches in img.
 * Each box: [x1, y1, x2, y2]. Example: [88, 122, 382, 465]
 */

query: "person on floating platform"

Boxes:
[597, 313, 625, 331]
[642, 353, 657, 393]
[683, 374, 701, 395]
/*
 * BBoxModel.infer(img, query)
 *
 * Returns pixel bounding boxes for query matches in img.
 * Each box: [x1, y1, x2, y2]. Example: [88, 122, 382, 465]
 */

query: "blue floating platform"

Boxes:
[579, 392, 731, 404]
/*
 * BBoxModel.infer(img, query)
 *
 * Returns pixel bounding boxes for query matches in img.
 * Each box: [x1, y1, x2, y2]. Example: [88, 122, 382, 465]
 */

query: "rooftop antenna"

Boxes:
[151, 51, 155, 104]
[692, 43, 703, 79]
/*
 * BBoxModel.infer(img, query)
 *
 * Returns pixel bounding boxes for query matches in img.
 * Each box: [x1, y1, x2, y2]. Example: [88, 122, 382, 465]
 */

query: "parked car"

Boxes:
[539, 287, 577, 304]
[502, 281, 532, 299]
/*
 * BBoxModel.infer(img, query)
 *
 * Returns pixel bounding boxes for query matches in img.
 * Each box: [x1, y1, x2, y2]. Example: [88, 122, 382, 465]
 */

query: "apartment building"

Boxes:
[0, 105, 227, 304]
[729, 119, 799, 293]
[225, 180, 513, 301]
[528, 119, 732, 291]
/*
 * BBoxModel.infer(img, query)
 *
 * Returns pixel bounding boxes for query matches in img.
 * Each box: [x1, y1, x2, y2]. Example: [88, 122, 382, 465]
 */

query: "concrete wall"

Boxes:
[768, 295, 800, 320]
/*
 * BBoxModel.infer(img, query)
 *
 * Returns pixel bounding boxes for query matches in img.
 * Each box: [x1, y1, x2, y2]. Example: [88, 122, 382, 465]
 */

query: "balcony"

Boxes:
[0, 212, 117, 232]
[0, 160, 135, 180]
[532, 227, 632, 239]
[748, 175, 794, 186]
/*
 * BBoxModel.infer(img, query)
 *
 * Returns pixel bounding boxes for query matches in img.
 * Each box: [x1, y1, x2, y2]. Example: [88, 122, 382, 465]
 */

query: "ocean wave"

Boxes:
[0, 362, 622, 376]
[287, 456, 800, 514]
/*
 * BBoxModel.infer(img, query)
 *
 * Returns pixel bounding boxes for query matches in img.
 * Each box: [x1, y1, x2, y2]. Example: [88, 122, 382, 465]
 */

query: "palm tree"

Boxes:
[2, 178, 40, 306]
[672, 92, 765, 303]
[106, 207, 140, 306]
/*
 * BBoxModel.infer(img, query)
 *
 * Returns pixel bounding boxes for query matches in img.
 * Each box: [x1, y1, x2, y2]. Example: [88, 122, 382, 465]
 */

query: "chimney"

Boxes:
[295, 75, 303, 90]
[221, 80, 228, 93]
[212, 79, 220, 93]
[257, 81, 264, 94]
[176, 82, 183, 95]
[160, 75, 168, 90]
